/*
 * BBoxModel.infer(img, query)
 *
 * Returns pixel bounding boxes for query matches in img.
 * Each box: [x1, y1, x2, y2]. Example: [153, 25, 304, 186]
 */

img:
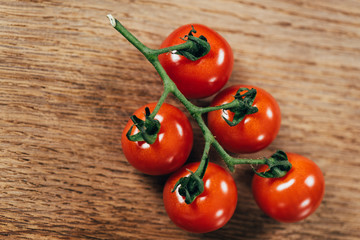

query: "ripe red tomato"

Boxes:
[252, 153, 325, 223]
[158, 24, 234, 99]
[207, 85, 281, 153]
[163, 162, 237, 233]
[121, 103, 193, 175]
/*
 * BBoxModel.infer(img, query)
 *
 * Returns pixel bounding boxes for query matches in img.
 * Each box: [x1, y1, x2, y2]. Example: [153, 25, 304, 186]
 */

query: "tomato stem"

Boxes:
[213, 140, 267, 171]
[107, 14, 151, 59]
[195, 137, 211, 179]
[151, 41, 194, 56]
[197, 101, 238, 114]
[149, 88, 171, 118]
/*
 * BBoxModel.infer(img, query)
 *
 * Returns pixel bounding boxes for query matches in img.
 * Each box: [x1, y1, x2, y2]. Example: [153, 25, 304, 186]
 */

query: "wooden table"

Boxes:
[1, 1, 359, 239]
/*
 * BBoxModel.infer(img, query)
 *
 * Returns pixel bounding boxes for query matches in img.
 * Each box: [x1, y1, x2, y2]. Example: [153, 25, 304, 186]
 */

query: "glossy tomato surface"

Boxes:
[121, 103, 193, 175]
[207, 85, 281, 153]
[158, 24, 233, 99]
[163, 162, 237, 233]
[252, 153, 325, 223]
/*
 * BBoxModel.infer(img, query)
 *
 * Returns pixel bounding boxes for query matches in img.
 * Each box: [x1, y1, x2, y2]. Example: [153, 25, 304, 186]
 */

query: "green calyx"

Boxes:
[176, 25, 210, 61]
[252, 151, 292, 178]
[172, 156, 209, 204]
[126, 107, 161, 144]
[172, 170, 204, 204]
[223, 88, 258, 126]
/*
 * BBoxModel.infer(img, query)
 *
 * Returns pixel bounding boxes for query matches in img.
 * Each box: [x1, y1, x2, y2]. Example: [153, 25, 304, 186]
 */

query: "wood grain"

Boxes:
[1, 0, 359, 239]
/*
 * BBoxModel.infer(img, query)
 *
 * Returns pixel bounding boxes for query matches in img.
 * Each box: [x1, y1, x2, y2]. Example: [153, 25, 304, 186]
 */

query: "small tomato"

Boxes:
[163, 162, 237, 233]
[252, 153, 325, 222]
[121, 103, 193, 175]
[159, 24, 233, 99]
[207, 85, 281, 153]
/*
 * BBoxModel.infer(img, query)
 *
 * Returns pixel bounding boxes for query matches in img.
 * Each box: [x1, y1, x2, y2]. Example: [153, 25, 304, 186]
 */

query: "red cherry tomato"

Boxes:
[163, 162, 237, 233]
[207, 85, 281, 153]
[252, 153, 325, 223]
[121, 103, 193, 175]
[158, 24, 234, 99]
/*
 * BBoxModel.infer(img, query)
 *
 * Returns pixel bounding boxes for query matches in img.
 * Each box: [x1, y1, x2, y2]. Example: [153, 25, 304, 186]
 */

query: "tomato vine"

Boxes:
[108, 14, 292, 203]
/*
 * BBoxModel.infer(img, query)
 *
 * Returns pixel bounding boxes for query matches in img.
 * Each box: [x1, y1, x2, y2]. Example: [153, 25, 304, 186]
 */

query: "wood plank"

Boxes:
[0, 0, 359, 239]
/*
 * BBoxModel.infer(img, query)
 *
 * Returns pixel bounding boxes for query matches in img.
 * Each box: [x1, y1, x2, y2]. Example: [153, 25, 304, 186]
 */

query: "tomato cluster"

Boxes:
[120, 23, 325, 233]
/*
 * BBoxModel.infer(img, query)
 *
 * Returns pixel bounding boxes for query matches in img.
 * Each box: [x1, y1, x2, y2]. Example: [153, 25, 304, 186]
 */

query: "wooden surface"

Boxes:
[1, 0, 359, 239]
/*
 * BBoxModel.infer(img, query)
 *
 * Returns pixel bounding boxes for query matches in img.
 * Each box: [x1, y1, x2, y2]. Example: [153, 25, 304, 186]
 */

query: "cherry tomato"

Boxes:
[158, 24, 234, 99]
[121, 103, 193, 175]
[207, 85, 281, 153]
[163, 162, 237, 233]
[252, 153, 325, 223]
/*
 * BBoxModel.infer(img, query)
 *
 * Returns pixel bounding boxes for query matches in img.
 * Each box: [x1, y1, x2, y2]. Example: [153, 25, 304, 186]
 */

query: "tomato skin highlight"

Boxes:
[207, 85, 281, 153]
[121, 103, 193, 175]
[158, 24, 234, 99]
[163, 162, 237, 233]
[252, 153, 325, 223]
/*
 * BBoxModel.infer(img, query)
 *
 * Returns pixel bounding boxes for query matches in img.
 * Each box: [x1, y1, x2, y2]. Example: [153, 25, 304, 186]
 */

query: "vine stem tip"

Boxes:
[107, 14, 116, 27]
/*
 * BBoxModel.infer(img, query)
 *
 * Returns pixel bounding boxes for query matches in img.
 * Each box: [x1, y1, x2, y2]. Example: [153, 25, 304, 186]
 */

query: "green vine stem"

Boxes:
[107, 15, 291, 203]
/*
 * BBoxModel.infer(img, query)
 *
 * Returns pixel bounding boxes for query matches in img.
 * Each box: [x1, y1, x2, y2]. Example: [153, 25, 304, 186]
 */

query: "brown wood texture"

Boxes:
[1, 0, 359, 239]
